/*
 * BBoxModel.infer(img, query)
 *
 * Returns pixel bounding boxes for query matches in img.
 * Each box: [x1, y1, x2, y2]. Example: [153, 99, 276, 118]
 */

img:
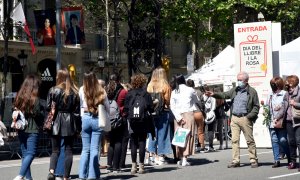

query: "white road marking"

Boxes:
[268, 172, 300, 179]
[240, 150, 273, 157]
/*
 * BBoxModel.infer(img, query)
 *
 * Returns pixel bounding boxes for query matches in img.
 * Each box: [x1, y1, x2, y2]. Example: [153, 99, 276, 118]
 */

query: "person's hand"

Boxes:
[290, 99, 295, 106]
[180, 118, 186, 125]
[205, 91, 214, 97]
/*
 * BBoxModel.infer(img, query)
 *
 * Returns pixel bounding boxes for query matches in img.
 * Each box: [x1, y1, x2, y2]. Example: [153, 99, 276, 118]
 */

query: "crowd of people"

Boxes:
[9, 68, 300, 180]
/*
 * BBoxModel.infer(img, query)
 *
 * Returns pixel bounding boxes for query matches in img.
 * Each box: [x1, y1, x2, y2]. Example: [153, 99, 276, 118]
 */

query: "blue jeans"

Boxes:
[79, 113, 102, 179]
[55, 139, 65, 176]
[148, 111, 172, 155]
[269, 128, 290, 161]
[18, 131, 39, 179]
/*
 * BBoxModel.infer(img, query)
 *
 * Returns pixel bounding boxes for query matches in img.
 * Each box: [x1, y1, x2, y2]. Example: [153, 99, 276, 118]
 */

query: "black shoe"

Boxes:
[288, 162, 296, 169]
[47, 173, 55, 180]
[227, 162, 240, 168]
[272, 161, 280, 168]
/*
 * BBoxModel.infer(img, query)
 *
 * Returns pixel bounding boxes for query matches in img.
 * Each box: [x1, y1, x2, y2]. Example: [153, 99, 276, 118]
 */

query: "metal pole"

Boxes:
[55, 0, 61, 71]
[1, 0, 9, 119]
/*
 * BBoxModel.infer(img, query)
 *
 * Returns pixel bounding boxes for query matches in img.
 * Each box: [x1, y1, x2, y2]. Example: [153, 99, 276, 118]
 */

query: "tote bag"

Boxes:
[98, 104, 111, 132]
[171, 127, 190, 148]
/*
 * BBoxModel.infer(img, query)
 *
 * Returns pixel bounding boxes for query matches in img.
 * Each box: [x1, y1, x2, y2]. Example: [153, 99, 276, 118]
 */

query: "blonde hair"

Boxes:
[147, 67, 169, 93]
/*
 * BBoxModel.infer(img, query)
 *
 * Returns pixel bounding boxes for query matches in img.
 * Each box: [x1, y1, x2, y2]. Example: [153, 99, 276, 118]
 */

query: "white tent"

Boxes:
[187, 45, 236, 88]
[281, 37, 300, 77]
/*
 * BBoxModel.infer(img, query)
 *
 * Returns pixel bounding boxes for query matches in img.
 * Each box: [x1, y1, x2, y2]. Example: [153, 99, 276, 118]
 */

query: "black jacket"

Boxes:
[46, 86, 80, 136]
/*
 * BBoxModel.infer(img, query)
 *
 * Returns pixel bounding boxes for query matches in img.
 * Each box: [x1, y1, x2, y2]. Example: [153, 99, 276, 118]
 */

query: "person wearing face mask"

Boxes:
[265, 77, 290, 168]
[205, 71, 260, 168]
[285, 75, 300, 171]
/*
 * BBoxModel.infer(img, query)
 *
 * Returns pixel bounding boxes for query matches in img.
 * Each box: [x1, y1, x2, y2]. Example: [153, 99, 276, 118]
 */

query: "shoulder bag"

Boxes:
[291, 106, 300, 119]
[43, 95, 56, 131]
[270, 95, 283, 128]
[98, 104, 111, 132]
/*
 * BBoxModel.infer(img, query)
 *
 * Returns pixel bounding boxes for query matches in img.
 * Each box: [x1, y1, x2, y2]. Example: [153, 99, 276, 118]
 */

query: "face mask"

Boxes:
[237, 81, 245, 88]
[270, 83, 278, 92]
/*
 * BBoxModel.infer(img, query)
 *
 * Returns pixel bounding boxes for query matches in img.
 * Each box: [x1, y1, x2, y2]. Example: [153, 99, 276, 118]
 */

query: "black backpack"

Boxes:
[128, 91, 147, 123]
[150, 92, 164, 116]
[109, 100, 123, 129]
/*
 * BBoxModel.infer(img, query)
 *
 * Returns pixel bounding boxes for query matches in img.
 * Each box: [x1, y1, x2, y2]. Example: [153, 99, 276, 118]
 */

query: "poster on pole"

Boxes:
[234, 21, 273, 148]
[234, 21, 273, 105]
[61, 6, 85, 45]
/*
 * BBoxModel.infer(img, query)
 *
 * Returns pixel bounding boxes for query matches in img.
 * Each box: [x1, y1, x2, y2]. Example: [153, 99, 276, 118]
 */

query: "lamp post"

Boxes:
[18, 50, 28, 72]
[98, 55, 105, 79]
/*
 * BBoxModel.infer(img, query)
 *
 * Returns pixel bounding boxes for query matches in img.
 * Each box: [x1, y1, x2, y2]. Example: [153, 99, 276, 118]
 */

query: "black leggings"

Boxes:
[130, 132, 147, 163]
[49, 135, 73, 178]
[107, 127, 123, 170]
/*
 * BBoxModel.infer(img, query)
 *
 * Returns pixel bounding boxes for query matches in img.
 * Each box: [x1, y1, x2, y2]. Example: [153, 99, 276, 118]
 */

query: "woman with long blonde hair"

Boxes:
[147, 67, 172, 165]
[78, 70, 109, 180]
[47, 68, 80, 180]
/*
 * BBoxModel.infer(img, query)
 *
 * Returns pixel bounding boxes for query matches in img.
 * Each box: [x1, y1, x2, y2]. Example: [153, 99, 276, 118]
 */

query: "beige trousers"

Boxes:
[231, 115, 258, 163]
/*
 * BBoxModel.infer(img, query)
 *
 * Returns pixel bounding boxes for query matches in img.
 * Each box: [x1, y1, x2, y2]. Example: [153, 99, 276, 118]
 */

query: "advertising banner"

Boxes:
[34, 9, 56, 46]
[234, 21, 273, 147]
[61, 6, 85, 45]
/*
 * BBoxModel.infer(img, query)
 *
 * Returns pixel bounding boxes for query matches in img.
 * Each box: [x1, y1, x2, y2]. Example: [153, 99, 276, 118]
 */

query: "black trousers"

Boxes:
[119, 124, 130, 168]
[130, 132, 147, 164]
[49, 135, 73, 178]
[107, 127, 123, 170]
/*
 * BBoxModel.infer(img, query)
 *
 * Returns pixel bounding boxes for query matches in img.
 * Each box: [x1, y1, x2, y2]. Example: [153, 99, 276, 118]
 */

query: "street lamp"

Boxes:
[17, 50, 28, 70]
[98, 55, 105, 79]
[98, 55, 105, 68]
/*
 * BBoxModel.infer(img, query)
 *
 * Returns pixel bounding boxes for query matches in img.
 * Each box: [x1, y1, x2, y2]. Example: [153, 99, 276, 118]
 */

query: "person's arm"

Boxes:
[246, 89, 260, 121]
[210, 97, 216, 111]
[163, 85, 172, 108]
[274, 92, 288, 120]
[170, 91, 182, 122]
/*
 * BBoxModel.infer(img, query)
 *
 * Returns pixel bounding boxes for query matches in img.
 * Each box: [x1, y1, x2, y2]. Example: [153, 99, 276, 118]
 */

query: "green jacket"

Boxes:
[213, 85, 260, 122]
[24, 99, 45, 134]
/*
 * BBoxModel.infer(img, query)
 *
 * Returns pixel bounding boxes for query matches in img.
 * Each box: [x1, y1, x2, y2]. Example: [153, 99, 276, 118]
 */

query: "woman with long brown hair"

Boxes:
[47, 68, 80, 180]
[78, 71, 109, 179]
[12, 74, 44, 180]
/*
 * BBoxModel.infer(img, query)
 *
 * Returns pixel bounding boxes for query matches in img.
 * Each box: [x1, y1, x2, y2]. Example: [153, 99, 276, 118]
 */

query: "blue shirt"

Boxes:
[232, 88, 248, 115]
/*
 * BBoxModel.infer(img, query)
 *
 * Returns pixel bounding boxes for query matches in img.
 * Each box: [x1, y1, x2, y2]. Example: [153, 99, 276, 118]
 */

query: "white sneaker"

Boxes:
[13, 175, 24, 180]
[182, 161, 191, 166]
[155, 156, 165, 166]
[177, 160, 182, 165]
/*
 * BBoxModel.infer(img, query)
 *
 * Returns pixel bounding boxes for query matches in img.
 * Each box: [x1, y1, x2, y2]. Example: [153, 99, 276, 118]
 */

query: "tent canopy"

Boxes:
[187, 45, 236, 86]
[281, 37, 300, 77]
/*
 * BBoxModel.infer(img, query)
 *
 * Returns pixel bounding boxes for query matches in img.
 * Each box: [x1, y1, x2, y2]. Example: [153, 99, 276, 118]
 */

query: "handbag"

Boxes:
[171, 127, 190, 148]
[43, 100, 56, 131]
[270, 95, 283, 128]
[11, 110, 28, 130]
[98, 104, 111, 132]
[291, 106, 300, 119]
[272, 118, 283, 128]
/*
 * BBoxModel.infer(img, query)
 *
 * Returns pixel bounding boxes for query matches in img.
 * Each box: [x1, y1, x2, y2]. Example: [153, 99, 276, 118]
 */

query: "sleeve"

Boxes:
[213, 88, 235, 100]
[246, 89, 260, 121]
[274, 92, 289, 120]
[46, 87, 54, 112]
[123, 92, 131, 118]
[104, 96, 110, 115]
[116, 89, 128, 114]
[210, 97, 216, 111]
[163, 85, 172, 108]
[170, 91, 182, 122]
